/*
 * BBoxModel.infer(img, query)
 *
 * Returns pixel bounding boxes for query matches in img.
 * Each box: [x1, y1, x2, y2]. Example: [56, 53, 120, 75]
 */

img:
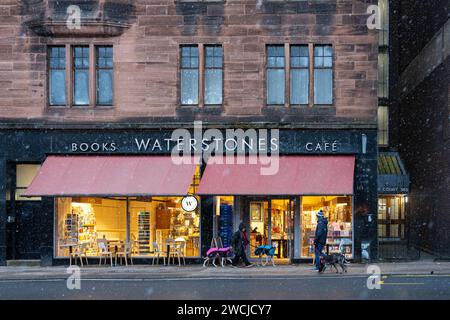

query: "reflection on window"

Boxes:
[204, 45, 223, 105]
[290, 45, 309, 105]
[378, 106, 389, 146]
[266, 45, 285, 105]
[96, 46, 113, 105]
[314, 45, 333, 104]
[214, 196, 234, 247]
[180, 46, 199, 105]
[378, 0, 389, 46]
[301, 196, 353, 259]
[56, 197, 201, 258]
[378, 52, 389, 98]
[15, 164, 41, 201]
[49, 46, 66, 106]
[73, 46, 90, 106]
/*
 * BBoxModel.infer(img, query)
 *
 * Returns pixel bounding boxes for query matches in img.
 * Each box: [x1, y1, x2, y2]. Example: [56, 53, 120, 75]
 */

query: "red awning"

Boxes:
[24, 156, 197, 197]
[197, 156, 355, 195]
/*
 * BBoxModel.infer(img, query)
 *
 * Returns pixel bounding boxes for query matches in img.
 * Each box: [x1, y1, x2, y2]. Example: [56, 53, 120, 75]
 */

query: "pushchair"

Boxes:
[203, 237, 233, 267]
[254, 243, 277, 266]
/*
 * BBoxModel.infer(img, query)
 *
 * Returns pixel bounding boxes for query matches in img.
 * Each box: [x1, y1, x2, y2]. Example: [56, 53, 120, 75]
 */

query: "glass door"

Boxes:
[271, 199, 294, 260]
[249, 200, 269, 258]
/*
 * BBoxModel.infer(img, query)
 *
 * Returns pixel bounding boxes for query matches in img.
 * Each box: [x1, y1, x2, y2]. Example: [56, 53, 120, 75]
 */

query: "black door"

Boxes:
[10, 202, 43, 259]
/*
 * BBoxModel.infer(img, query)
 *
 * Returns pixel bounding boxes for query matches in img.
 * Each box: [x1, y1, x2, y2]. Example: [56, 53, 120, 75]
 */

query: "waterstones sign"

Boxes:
[67, 122, 347, 155]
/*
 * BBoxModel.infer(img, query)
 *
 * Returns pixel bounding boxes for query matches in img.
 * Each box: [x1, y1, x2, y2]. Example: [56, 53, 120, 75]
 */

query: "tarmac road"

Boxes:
[1, 273, 450, 300]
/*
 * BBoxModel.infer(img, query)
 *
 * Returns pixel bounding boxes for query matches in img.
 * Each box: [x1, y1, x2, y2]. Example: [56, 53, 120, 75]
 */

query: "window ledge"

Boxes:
[262, 104, 336, 116]
[176, 105, 223, 115]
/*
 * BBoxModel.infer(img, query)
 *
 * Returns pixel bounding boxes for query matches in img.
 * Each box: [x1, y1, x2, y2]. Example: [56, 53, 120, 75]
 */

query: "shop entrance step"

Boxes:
[6, 260, 41, 267]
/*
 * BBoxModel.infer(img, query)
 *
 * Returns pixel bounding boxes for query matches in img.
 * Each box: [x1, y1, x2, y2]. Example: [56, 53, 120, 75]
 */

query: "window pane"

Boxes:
[378, 106, 389, 146]
[97, 70, 113, 105]
[205, 69, 222, 105]
[181, 69, 198, 105]
[378, 53, 389, 98]
[74, 70, 89, 105]
[49, 70, 66, 105]
[267, 69, 285, 105]
[290, 69, 308, 104]
[314, 69, 332, 104]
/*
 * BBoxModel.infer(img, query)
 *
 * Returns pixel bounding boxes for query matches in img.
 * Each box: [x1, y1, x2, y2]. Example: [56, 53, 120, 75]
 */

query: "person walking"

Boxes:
[231, 222, 253, 267]
[313, 209, 328, 271]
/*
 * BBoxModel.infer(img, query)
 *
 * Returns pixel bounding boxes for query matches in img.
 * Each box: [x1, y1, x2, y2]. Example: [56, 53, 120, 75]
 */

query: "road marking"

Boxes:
[381, 283, 425, 285]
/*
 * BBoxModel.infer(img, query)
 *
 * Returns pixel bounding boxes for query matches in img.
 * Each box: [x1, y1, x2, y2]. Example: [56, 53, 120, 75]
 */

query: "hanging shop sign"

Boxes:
[181, 196, 198, 212]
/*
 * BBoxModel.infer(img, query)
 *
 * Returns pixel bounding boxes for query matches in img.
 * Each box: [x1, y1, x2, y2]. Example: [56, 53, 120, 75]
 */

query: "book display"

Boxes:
[138, 211, 150, 254]
[301, 196, 353, 259]
[71, 202, 98, 255]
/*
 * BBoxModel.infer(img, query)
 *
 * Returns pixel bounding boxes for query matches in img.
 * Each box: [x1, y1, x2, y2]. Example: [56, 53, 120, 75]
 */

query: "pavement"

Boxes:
[1, 261, 450, 300]
[0, 260, 448, 280]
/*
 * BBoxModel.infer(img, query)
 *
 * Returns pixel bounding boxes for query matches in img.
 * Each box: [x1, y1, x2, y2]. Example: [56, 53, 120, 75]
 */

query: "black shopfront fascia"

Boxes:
[0, 128, 378, 266]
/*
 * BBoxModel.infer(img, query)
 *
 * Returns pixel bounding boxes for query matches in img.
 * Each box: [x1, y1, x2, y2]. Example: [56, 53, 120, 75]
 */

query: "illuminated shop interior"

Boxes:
[301, 196, 353, 259]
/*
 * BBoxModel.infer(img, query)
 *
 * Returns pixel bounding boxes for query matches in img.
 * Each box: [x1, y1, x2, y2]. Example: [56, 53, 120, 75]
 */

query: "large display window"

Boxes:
[55, 196, 200, 258]
[301, 196, 353, 259]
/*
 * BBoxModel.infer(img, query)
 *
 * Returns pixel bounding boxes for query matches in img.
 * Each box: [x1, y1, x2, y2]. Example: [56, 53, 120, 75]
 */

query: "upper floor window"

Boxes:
[378, 0, 389, 47]
[180, 45, 199, 105]
[180, 44, 224, 107]
[378, 106, 389, 146]
[96, 46, 114, 105]
[73, 46, 90, 106]
[266, 45, 286, 105]
[266, 44, 333, 106]
[48, 45, 113, 107]
[49, 47, 66, 106]
[313, 45, 333, 105]
[378, 52, 389, 99]
[290, 45, 309, 105]
[204, 45, 223, 105]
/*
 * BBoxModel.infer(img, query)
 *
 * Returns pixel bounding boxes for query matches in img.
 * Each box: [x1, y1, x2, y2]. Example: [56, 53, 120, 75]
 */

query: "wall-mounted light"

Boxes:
[361, 133, 367, 154]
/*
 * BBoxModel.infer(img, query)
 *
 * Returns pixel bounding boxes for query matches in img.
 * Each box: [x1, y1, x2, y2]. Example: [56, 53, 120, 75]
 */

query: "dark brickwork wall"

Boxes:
[399, 57, 450, 257]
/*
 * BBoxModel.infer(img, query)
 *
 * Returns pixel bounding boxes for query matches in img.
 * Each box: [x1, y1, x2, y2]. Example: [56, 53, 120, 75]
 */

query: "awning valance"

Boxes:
[197, 156, 355, 196]
[23, 156, 197, 197]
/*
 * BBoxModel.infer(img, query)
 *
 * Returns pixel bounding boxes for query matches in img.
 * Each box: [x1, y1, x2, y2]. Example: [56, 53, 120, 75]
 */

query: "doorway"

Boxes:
[248, 198, 294, 261]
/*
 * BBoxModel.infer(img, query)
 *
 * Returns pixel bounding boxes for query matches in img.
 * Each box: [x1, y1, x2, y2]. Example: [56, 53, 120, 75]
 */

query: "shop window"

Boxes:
[48, 45, 114, 107]
[313, 45, 333, 105]
[378, 106, 389, 146]
[56, 196, 201, 258]
[378, 196, 407, 241]
[204, 45, 223, 105]
[290, 45, 309, 105]
[301, 196, 353, 259]
[15, 164, 41, 201]
[378, 52, 389, 98]
[180, 45, 199, 105]
[48, 46, 66, 106]
[266, 45, 286, 105]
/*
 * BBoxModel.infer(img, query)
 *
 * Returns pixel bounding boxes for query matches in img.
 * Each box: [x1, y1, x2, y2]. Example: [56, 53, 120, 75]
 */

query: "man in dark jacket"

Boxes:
[314, 210, 328, 270]
[231, 222, 253, 267]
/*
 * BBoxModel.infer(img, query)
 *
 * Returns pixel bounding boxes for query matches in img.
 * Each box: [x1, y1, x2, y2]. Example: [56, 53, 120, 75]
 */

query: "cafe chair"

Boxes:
[115, 242, 133, 266]
[169, 240, 186, 266]
[97, 239, 114, 267]
[151, 242, 166, 265]
[70, 243, 88, 267]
